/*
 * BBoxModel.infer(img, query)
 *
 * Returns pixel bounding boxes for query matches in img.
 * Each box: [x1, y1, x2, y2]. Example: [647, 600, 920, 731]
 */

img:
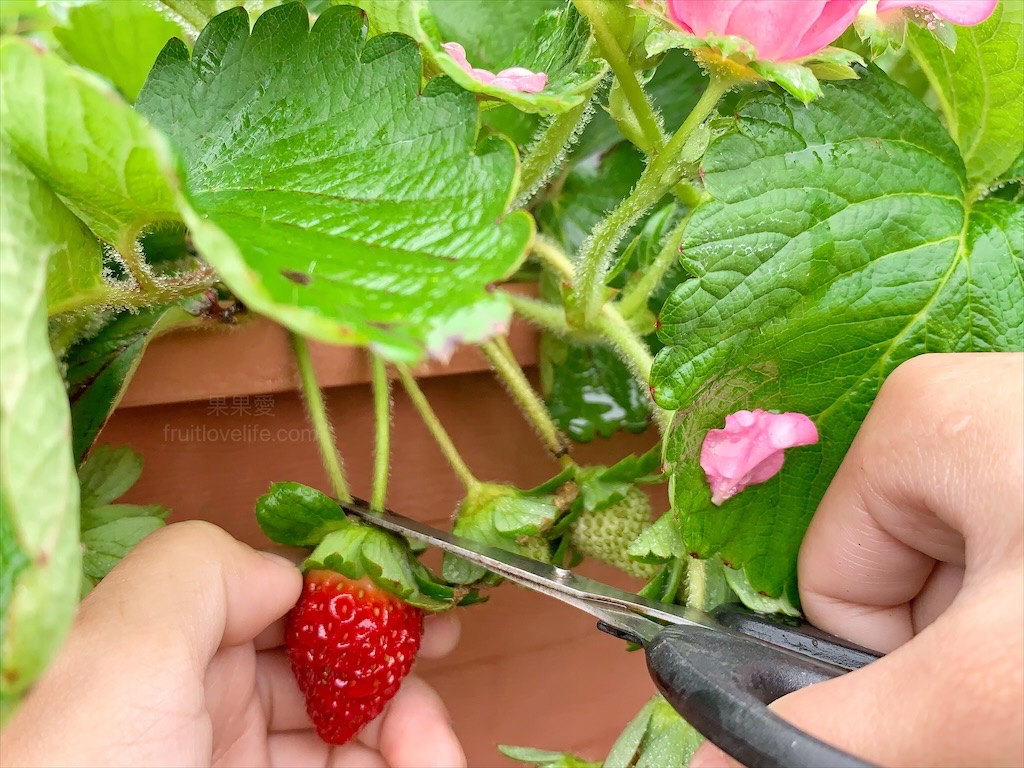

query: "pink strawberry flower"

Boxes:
[700, 409, 819, 505]
[442, 42, 548, 94]
[666, 0, 864, 61]
[874, 0, 997, 25]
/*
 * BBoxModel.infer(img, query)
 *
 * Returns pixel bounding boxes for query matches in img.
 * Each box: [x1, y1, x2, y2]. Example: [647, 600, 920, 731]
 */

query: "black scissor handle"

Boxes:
[646, 623, 878, 768]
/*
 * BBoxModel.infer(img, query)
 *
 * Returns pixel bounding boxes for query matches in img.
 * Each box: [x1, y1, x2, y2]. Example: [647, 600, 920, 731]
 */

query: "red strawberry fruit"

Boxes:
[286, 569, 425, 745]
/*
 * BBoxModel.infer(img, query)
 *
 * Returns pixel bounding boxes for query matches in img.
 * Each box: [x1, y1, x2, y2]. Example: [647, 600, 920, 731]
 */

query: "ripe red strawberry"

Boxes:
[286, 569, 425, 745]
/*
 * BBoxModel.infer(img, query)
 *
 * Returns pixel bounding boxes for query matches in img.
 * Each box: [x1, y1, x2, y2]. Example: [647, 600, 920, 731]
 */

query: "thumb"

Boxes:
[689, 571, 1024, 768]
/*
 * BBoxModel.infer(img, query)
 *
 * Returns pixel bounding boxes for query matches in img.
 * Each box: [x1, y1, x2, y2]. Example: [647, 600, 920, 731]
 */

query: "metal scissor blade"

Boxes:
[341, 499, 721, 644]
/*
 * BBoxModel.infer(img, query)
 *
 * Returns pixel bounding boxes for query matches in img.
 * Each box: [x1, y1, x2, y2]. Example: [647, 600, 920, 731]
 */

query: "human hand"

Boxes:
[0, 521, 465, 768]
[691, 352, 1024, 767]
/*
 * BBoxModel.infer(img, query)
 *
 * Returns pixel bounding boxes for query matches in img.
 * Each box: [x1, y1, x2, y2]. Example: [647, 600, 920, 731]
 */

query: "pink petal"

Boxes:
[441, 41, 547, 93]
[441, 41, 470, 68]
[667, 0, 864, 60]
[790, 0, 867, 58]
[700, 410, 819, 505]
[493, 67, 548, 93]
[876, 0, 997, 25]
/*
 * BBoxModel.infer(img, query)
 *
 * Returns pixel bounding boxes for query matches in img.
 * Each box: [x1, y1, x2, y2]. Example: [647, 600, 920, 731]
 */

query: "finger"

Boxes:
[799, 353, 1024, 651]
[358, 676, 465, 768]
[78, 521, 303, 663]
[255, 615, 290, 651]
[694, 574, 1024, 768]
[420, 612, 460, 658]
[257, 648, 313, 732]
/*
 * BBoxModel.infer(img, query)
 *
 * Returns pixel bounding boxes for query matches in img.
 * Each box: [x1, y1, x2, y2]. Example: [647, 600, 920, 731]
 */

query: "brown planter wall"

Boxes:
[102, 308, 664, 766]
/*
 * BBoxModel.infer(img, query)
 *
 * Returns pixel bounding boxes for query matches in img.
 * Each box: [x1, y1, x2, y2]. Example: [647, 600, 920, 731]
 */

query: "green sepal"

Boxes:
[498, 745, 600, 768]
[307, 526, 462, 612]
[255, 482, 350, 547]
[552, 450, 663, 539]
[627, 512, 684, 564]
[724, 566, 800, 617]
[637, 557, 685, 605]
[442, 482, 560, 585]
[750, 61, 822, 104]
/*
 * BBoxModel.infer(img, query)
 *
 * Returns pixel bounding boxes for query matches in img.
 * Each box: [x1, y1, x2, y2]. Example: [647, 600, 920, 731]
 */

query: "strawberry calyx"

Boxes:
[256, 481, 481, 611]
[442, 479, 574, 585]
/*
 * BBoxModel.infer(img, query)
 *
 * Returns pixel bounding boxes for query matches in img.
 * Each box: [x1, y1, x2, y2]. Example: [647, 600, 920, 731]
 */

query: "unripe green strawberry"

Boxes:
[568, 487, 657, 579]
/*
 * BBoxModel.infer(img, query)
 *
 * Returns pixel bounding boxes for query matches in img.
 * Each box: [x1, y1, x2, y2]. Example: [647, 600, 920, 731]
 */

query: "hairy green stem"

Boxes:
[370, 354, 391, 511]
[595, 306, 672, 434]
[532, 236, 575, 282]
[396, 365, 480, 493]
[616, 212, 690, 320]
[516, 101, 592, 208]
[291, 334, 352, 503]
[481, 339, 571, 464]
[152, 0, 209, 40]
[573, 0, 662, 152]
[47, 267, 217, 317]
[569, 75, 735, 327]
[506, 292, 577, 339]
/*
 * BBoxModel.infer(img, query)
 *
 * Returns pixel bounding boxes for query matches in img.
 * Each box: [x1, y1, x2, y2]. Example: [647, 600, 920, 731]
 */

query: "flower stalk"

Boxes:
[396, 364, 481, 493]
[573, 0, 662, 151]
[370, 354, 391, 511]
[290, 333, 352, 503]
[568, 74, 736, 328]
[481, 338, 572, 465]
[616, 211, 690, 321]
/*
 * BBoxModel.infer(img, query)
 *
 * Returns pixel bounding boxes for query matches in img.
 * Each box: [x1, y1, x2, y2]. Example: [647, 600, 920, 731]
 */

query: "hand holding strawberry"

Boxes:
[0, 522, 465, 768]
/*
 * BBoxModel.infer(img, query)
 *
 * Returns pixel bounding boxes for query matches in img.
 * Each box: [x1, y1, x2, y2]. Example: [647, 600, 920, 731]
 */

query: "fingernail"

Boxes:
[689, 743, 738, 768]
[259, 550, 299, 569]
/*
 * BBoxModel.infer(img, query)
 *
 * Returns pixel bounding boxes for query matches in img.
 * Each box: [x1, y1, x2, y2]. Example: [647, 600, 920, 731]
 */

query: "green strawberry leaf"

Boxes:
[81, 516, 165, 587]
[80, 503, 169, 531]
[605, 696, 704, 768]
[427, 0, 562, 68]
[53, 1, 184, 102]
[77, 445, 143, 510]
[77, 445, 168, 591]
[65, 302, 206, 463]
[368, 0, 606, 115]
[0, 37, 181, 251]
[255, 482, 350, 547]
[0, 144, 81, 724]
[0, 123, 107, 317]
[498, 745, 600, 768]
[907, 0, 1023, 187]
[136, 4, 532, 363]
[651, 67, 1024, 599]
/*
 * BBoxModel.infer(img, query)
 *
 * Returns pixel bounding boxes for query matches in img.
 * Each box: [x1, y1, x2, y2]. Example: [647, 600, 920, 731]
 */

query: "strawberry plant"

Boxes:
[1, 0, 1021, 764]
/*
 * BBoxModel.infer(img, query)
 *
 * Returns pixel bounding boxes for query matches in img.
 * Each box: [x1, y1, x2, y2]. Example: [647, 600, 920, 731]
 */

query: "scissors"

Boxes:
[343, 498, 881, 768]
